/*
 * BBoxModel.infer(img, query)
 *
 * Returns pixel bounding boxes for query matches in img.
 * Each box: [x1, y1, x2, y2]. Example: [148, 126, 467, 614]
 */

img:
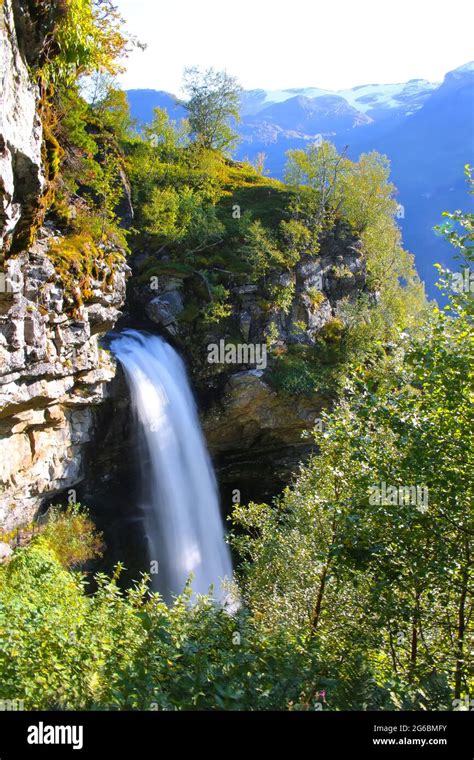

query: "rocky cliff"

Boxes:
[0, 0, 45, 253]
[125, 221, 367, 503]
[0, 0, 372, 536]
[0, 0, 128, 532]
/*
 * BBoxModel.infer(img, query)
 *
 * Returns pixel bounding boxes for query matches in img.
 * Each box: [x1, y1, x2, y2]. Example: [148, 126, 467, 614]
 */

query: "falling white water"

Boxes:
[110, 329, 233, 604]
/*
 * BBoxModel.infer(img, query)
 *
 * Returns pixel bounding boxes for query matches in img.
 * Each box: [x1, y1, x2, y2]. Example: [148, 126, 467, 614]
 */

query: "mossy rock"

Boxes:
[319, 318, 345, 343]
[47, 233, 122, 312]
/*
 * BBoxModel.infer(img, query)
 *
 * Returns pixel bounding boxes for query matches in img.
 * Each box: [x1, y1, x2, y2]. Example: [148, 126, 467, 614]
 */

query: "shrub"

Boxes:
[0, 516, 323, 711]
[40, 504, 103, 570]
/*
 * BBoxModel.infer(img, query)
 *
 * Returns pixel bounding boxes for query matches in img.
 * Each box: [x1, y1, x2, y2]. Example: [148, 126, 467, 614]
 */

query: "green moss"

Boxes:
[319, 318, 345, 343]
[43, 121, 63, 183]
[217, 180, 293, 232]
[7, 88, 64, 257]
[307, 288, 326, 310]
[331, 264, 354, 280]
[267, 346, 322, 396]
[47, 233, 122, 313]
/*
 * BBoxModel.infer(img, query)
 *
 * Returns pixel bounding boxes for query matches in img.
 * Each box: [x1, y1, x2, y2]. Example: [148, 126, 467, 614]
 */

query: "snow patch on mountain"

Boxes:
[340, 80, 439, 112]
[259, 79, 440, 115]
[451, 61, 474, 73]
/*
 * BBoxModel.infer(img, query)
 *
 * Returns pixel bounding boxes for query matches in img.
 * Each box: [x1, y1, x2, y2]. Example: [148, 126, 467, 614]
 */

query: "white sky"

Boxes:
[116, 0, 474, 94]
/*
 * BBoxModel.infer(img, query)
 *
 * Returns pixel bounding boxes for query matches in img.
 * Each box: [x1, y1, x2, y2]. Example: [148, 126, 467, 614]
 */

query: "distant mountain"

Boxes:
[126, 63, 474, 299]
[253, 94, 372, 133]
[348, 63, 474, 291]
[241, 78, 438, 121]
[126, 89, 185, 125]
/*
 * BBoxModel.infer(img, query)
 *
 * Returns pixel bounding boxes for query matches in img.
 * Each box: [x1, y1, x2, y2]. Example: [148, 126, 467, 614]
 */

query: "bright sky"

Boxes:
[116, 0, 474, 94]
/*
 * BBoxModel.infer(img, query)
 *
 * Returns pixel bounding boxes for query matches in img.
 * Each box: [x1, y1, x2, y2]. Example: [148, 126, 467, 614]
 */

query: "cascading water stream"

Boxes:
[110, 329, 233, 604]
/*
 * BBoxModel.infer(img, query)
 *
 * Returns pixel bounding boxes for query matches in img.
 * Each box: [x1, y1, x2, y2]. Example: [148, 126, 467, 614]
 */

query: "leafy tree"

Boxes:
[435, 165, 474, 317]
[41, 0, 132, 86]
[181, 67, 242, 153]
[436, 165, 474, 265]
[285, 141, 346, 232]
[231, 289, 473, 706]
[141, 184, 224, 248]
[336, 152, 397, 234]
[237, 217, 296, 278]
[91, 82, 136, 144]
[284, 142, 426, 331]
[142, 108, 190, 161]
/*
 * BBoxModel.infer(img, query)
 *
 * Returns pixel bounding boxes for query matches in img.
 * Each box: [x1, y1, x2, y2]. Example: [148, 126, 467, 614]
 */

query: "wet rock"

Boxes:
[145, 291, 184, 336]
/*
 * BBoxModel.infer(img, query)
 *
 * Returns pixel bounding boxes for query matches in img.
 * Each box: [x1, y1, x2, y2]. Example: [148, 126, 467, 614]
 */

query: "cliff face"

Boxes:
[126, 222, 367, 502]
[0, 0, 128, 532]
[0, 0, 46, 252]
[0, 232, 127, 532]
[0, 0, 371, 532]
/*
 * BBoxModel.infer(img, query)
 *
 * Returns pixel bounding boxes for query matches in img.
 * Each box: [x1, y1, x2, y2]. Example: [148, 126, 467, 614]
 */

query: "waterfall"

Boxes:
[110, 329, 233, 604]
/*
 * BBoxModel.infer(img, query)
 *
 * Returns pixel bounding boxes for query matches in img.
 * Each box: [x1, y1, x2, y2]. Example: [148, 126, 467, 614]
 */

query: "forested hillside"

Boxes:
[127, 62, 474, 300]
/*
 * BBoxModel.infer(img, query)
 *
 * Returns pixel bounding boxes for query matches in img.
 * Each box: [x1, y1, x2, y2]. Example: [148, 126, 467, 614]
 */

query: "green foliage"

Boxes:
[137, 259, 194, 283]
[435, 165, 474, 265]
[40, 78, 130, 307]
[141, 184, 224, 246]
[202, 283, 232, 324]
[307, 287, 326, 309]
[41, 0, 130, 86]
[180, 67, 242, 153]
[337, 152, 397, 234]
[47, 228, 124, 311]
[57, 82, 129, 230]
[266, 302, 396, 399]
[434, 166, 474, 317]
[10, 0, 135, 261]
[280, 217, 318, 260]
[285, 141, 344, 234]
[90, 79, 136, 143]
[142, 107, 190, 160]
[126, 105, 303, 323]
[0, 543, 92, 709]
[40, 504, 103, 569]
[231, 289, 473, 706]
[125, 94, 423, 346]
[268, 342, 342, 397]
[0, 518, 322, 711]
[237, 217, 297, 278]
[266, 281, 295, 314]
[284, 142, 426, 328]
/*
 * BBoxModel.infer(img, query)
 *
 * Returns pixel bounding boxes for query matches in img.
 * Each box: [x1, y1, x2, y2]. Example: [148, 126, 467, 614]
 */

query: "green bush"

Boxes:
[40, 504, 103, 570]
[0, 514, 322, 711]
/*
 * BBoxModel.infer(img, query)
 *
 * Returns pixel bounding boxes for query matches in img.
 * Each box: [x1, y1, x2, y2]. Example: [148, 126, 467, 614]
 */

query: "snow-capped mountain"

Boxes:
[241, 78, 439, 120]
